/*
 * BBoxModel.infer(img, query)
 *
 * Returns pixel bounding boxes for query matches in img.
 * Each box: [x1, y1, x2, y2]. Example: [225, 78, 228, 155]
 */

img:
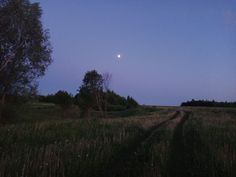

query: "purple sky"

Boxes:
[32, 0, 236, 106]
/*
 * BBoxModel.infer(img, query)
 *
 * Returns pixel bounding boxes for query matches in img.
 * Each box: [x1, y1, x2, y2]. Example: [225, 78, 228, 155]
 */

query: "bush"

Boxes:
[107, 105, 127, 112]
[107, 91, 127, 106]
[54, 91, 73, 109]
[0, 104, 18, 123]
[126, 96, 139, 109]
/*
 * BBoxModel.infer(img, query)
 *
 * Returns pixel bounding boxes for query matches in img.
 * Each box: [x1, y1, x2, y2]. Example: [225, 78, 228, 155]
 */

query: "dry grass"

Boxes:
[0, 106, 235, 177]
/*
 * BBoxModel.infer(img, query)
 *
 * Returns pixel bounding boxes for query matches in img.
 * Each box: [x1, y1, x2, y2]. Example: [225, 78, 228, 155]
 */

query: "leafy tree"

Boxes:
[102, 72, 112, 117]
[76, 70, 104, 117]
[0, 0, 52, 109]
[38, 94, 56, 103]
[54, 90, 73, 109]
[75, 87, 93, 117]
[126, 96, 139, 108]
[181, 99, 236, 107]
[106, 90, 127, 111]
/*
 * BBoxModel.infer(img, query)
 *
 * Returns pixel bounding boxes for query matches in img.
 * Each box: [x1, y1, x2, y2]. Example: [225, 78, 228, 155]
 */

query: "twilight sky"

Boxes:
[32, 0, 236, 106]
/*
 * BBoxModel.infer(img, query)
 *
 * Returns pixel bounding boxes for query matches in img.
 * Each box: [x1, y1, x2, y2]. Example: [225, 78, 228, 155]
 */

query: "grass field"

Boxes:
[0, 104, 235, 177]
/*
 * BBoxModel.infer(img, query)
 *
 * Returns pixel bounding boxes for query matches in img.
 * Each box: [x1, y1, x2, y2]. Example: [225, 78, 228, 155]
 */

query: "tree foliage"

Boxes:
[102, 72, 112, 92]
[0, 0, 52, 99]
[107, 91, 126, 105]
[102, 72, 112, 117]
[76, 70, 104, 117]
[181, 99, 236, 107]
[54, 90, 73, 109]
[75, 70, 140, 117]
[126, 96, 139, 108]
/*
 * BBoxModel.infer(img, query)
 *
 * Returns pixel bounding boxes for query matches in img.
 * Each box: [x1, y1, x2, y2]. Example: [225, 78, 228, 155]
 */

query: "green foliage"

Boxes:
[0, 104, 18, 123]
[82, 70, 103, 91]
[126, 96, 139, 108]
[74, 70, 139, 117]
[0, 119, 144, 177]
[106, 90, 127, 109]
[0, 0, 52, 96]
[75, 87, 93, 117]
[76, 70, 104, 117]
[38, 91, 73, 110]
[107, 105, 127, 112]
[38, 94, 56, 103]
[106, 91, 139, 111]
[181, 99, 236, 107]
[184, 110, 236, 177]
[54, 91, 73, 109]
[0, 107, 236, 176]
[109, 108, 141, 117]
[14, 102, 80, 123]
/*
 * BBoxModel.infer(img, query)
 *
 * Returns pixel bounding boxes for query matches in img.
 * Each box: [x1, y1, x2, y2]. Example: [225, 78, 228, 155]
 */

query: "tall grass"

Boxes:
[181, 109, 236, 177]
[0, 119, 144, 177]
[0, 106, 235, 177]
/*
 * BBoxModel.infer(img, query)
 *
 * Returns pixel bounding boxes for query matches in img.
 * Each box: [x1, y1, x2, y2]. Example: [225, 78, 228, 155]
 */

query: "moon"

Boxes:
[117, 54, 121, 59]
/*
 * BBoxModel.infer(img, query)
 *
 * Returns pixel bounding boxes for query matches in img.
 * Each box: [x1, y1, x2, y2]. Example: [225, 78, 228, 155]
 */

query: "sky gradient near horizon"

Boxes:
[32, 0, 236, 106]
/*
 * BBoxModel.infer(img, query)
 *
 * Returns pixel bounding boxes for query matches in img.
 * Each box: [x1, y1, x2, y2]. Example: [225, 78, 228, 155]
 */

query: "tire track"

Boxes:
[167, 111, 190, 177]
[104, 111, 183, 177]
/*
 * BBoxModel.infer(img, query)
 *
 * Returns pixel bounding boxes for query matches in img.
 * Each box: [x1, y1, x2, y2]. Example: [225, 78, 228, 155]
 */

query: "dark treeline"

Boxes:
[37, 70, 139, 118]
[0, 69, 139, 121]
[181, 99, 236, 108]
[38, 90, 139, 111]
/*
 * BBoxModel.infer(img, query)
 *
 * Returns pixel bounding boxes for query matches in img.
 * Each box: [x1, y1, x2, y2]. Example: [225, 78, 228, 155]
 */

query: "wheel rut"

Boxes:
[104, 111, 187, 177]
[167, 112, 190, 177]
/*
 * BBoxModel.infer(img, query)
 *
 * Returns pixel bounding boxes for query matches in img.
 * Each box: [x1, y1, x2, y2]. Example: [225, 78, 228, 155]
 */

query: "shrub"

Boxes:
[126, 96, 139, 109]
[54, 91, 73, 109]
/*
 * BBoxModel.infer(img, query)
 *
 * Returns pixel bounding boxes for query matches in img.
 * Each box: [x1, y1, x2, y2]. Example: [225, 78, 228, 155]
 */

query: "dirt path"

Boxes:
[104, 111, 186, 177]
[167, 112, 190, 177]
[167, 111, 211, 177]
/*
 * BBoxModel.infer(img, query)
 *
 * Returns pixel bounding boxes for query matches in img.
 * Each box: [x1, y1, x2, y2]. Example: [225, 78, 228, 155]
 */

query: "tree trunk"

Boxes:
[95, 92, 104, 118]
[0, 93, 6, 121]
[1, 93, 6, 106]
[104, 93, 108, 118]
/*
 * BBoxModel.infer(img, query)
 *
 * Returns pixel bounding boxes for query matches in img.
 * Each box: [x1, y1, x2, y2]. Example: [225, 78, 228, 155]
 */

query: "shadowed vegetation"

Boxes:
[0, 106, 235, 177]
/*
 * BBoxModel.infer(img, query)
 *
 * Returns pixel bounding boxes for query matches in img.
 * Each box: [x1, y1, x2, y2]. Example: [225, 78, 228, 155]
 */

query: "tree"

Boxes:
[102, 72, 112, 117]
[0, 0, 52, 109]
[102, 72, 112, 92]
[54, 90, 73, 109]
[75, 87, 93, 117]
[77, 70, 104, 117]
[126, 96, 139, 108]
[106, 90, 127, 111]
[54, 90, 73, 117]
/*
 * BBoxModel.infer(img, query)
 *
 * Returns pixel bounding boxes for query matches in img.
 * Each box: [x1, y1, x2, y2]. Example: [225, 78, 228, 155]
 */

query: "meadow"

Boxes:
[0, 104, 235, 177]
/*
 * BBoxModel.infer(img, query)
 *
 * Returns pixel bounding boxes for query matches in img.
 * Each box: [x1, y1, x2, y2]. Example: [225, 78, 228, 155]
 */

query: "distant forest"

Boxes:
[181, 99, 236, 108]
